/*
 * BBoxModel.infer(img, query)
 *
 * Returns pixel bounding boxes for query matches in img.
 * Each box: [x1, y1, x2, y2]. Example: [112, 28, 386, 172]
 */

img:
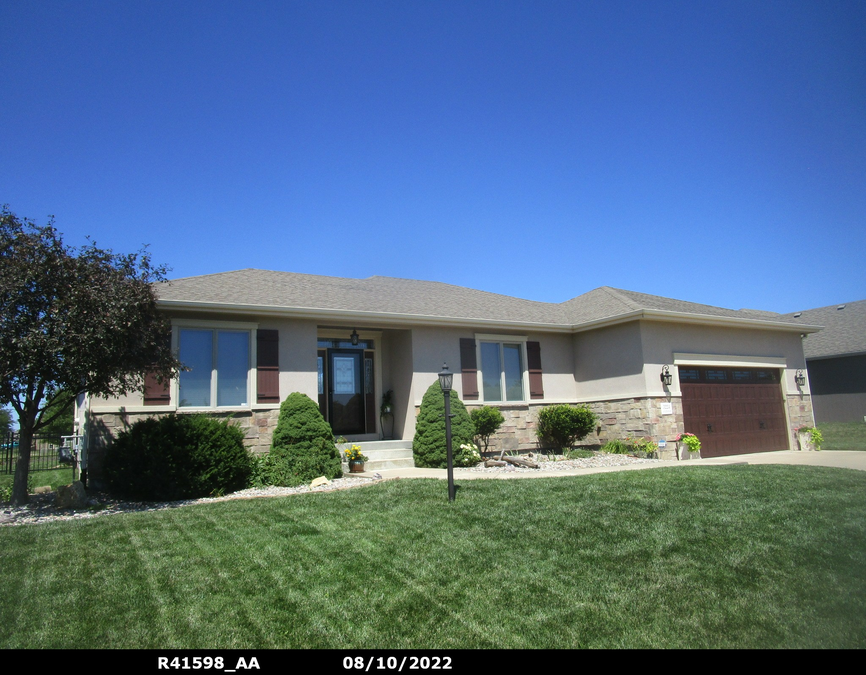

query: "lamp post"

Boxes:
[438, 363, 456, 502]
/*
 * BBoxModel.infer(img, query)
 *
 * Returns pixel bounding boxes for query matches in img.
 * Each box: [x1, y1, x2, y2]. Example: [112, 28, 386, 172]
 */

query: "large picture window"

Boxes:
[480, 341, 525, 402]
[178, 328, 250, 407]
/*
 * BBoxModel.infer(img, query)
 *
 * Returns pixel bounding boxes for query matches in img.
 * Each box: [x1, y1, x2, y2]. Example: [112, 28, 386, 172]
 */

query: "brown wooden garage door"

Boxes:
[679, 367, 789, 457]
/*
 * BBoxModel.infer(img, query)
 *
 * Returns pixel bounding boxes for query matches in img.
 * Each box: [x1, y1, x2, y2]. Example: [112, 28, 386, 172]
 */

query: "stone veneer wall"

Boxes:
[786, 394, 815, 450]
[435, 394, 814, 459]
[425, 397, 686, 459]
[85, 409, 280, 489]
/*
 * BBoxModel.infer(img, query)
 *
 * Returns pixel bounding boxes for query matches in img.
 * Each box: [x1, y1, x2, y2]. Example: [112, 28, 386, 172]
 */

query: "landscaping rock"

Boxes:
[56, 481, 87, 509]
[310, 476, 330, 488]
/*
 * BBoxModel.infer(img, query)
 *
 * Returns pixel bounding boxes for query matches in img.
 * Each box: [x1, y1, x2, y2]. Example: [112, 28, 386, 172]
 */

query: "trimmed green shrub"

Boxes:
[536, 405, 597, 451]
[471, 406, 505, 452]
[103, 414, 252, 501]
[413, 381, 478, 468]
[259, 393, 342, 486]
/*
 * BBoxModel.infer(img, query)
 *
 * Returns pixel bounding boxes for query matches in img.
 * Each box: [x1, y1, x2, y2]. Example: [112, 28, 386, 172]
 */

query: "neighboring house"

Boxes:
[782, 300, 866, 423]
[81, 269, 820, 483]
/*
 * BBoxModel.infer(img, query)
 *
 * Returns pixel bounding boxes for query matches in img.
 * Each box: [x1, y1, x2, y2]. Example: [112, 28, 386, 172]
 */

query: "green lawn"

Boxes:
[818, 421, 866, 451]
[2, 465, 865, 649]
[0, 467, 74, 501]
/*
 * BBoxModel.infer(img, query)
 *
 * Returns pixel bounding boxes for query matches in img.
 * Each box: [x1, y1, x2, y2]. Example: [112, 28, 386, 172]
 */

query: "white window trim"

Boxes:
[172, 319, 258, 410]
[475, 333, 529, 403]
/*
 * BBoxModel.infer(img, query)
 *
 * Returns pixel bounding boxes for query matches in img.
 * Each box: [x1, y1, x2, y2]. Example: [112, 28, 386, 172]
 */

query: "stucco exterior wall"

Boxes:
[573, 322, 646, 400]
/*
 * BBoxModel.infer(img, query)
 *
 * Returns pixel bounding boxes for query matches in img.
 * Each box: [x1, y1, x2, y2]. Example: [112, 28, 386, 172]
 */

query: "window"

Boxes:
[178, 328, 251, 407]
[479, 340, 525, 402]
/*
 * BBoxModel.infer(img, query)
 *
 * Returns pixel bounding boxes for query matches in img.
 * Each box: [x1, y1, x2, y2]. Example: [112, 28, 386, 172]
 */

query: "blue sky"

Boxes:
[2, 0, 864, 313]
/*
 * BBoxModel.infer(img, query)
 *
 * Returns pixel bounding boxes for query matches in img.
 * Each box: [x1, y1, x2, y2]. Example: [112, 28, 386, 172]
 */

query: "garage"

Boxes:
[679, 366, 789, 457]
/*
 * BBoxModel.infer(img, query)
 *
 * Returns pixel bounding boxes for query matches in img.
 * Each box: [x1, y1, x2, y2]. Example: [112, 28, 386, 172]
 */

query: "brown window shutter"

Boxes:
[143, 370, 171, 406]
[257, 329, 280, 404]
[527, 341, 544, 399]
[460, 338, 479, 400]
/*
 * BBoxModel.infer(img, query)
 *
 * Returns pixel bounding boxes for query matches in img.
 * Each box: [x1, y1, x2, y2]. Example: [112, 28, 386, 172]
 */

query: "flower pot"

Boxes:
[797, 430, 815, 452]
[348, 460, 366, 473]
[677, 442, 700, 460]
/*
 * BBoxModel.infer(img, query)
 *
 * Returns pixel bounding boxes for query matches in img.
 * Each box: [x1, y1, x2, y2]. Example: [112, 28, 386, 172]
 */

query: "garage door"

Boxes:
[679, 367, 789, 457]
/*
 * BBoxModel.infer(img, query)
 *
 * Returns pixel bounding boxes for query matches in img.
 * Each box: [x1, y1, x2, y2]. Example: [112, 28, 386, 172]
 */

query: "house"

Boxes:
[80, 269, 821, 484]
[782, 300, 866, 423]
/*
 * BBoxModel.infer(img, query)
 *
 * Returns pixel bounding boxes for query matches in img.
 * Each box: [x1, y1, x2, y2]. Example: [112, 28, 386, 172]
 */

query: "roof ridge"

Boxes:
[598, 286, 643, 311]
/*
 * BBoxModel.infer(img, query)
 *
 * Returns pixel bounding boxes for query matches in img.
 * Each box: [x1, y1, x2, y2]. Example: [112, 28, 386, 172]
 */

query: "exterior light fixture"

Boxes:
[350, 329, 359, 346]
[660, 365, 673, 387]
[795, 369, 806, 387]
[438, 363, 456, 501]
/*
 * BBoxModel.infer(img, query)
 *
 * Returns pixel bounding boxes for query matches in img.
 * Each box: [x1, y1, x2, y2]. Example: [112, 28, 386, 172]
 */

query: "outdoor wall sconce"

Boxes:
[438, 363, 456, 502]
[795, 369, 806, 387]
[660, 365, 673, 387]
[350, 329, 359, 346]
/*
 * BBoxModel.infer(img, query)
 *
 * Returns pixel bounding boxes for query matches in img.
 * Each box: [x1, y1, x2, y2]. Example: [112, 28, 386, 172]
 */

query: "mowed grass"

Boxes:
[2, 465, 865, 649]
[818, 421, 866, 451]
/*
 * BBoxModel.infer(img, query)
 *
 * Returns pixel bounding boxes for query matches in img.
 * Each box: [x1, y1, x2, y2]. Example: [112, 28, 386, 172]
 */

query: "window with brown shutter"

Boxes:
[526, 341, 544, 399]
[256, 329, 280, 404]
[460, 338, 479, 400]
[143, 370, 171, 406]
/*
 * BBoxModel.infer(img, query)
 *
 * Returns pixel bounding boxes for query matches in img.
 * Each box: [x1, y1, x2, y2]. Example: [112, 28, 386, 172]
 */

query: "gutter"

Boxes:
[157, 300, 824, 335]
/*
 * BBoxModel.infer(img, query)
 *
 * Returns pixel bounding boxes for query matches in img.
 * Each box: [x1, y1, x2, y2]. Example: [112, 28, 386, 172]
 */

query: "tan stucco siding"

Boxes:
[573, 322, 646, 400]
[639, 320, 809, 397]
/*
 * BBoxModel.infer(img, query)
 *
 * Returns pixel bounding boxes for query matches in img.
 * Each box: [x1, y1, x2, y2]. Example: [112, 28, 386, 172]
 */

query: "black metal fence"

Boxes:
[1, 432, 75, 475]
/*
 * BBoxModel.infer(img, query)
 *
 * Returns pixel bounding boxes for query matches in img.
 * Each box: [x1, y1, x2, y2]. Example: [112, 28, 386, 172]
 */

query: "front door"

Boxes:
[328, 350, 365, 435]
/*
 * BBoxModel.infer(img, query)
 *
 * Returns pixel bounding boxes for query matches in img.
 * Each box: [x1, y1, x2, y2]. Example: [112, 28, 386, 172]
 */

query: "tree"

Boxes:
[412, 381, 477, 468]
[0, 207, 180, 505]
[0, 407, 13, 435]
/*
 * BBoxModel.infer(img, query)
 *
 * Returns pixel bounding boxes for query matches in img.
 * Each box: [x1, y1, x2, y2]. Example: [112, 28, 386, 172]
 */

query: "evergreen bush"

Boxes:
[412, 381, 478, 468]
[103, 414, 252, 501]
[536, 405, 597, 451]
[259, 393, 342, 486]
[470, 406, 505, 452]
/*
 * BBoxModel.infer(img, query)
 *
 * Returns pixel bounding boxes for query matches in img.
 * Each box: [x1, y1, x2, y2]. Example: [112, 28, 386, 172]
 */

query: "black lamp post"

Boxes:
[438, 363, 456, 502]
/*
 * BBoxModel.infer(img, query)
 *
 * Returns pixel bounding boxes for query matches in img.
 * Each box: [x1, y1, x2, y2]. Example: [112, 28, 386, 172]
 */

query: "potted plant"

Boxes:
[344, 444, 369, 473]
[796, 426, 823, 451]
[675, 432, 701, 460]
[380, 389, 394, 439]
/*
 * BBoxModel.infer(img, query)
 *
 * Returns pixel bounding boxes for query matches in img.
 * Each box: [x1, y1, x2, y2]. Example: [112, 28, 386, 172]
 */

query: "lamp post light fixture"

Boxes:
[795, 369, 806, 387]
[438, 363, 456, 502]
[350, 329, 359, 346]
[660, 365, 673, 387]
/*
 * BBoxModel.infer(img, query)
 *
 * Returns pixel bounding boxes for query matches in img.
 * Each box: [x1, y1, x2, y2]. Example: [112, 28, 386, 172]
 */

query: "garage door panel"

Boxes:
[680, 369, 788, 458]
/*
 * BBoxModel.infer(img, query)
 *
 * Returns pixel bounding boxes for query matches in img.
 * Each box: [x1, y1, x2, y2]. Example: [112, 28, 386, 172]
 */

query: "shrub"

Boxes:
[602, 439, 631, 455]
[471, 406, 505, 452]
[602, 437, 658, 458]
[103, 414, 252, 501]
[259, 393, 342, 486]
[413, 381, 477, 468]
[536, 405, 597, 451]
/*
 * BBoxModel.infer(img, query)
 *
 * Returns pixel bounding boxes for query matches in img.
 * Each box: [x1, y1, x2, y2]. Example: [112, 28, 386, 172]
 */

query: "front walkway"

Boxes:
[359, 450, 866, 481]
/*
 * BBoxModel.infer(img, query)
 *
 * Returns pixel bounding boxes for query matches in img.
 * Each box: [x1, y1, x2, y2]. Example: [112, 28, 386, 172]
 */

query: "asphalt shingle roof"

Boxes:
[781, 300, 866, 359]
[156, 268, 807, 330]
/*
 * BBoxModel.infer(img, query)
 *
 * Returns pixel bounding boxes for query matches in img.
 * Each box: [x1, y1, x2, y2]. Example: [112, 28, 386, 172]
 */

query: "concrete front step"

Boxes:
[338, 440, 414, 472]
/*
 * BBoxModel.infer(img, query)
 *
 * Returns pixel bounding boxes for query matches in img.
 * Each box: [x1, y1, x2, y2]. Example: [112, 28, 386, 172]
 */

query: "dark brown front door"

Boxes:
[680, 367, 788, 457]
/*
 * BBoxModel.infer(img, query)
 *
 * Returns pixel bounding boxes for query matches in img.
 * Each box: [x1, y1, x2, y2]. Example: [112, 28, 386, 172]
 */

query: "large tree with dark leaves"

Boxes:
[0, 207, 180, 505]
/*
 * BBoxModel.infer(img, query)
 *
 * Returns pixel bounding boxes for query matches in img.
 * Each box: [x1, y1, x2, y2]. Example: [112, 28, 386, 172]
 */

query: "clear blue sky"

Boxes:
[2, 0, 864, 313]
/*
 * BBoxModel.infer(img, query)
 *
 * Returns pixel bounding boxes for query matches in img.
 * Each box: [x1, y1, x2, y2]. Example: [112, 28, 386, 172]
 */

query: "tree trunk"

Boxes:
[12, 425, 33, 506]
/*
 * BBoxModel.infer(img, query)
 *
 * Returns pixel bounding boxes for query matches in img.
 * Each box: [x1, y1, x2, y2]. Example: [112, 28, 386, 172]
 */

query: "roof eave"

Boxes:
[156, 299, 572, 332]
[569, 309, 824, 333]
